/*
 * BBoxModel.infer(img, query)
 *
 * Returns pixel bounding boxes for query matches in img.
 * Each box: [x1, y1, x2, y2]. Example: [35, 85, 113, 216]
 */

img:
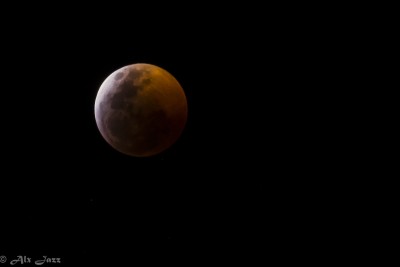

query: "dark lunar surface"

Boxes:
[95, 64, 188, 157]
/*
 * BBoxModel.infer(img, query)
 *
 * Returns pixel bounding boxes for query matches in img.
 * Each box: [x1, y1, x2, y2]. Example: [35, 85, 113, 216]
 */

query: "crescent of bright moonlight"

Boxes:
[94, 63, 188, 157]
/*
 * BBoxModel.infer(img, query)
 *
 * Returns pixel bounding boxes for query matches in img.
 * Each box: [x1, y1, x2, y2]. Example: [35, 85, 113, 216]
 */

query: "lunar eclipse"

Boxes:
[94, 63, 188, 157]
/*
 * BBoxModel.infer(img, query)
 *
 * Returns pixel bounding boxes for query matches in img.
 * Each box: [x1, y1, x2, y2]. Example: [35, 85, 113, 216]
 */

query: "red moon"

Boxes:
[94, 63, 188, 157]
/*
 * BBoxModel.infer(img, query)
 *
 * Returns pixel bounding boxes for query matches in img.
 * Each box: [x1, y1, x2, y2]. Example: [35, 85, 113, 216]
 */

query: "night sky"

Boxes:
[0, 4, 353, 265]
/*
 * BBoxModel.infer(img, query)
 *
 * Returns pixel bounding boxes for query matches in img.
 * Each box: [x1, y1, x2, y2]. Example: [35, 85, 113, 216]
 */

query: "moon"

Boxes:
[94, 63, 188, 157]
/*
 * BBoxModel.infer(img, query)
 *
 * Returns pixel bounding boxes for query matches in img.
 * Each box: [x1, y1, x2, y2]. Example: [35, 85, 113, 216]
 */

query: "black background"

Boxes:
[0, 3, 362, 265]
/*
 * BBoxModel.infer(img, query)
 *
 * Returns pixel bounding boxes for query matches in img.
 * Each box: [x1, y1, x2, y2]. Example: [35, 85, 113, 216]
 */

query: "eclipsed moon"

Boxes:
[94, 63, 188, 157]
